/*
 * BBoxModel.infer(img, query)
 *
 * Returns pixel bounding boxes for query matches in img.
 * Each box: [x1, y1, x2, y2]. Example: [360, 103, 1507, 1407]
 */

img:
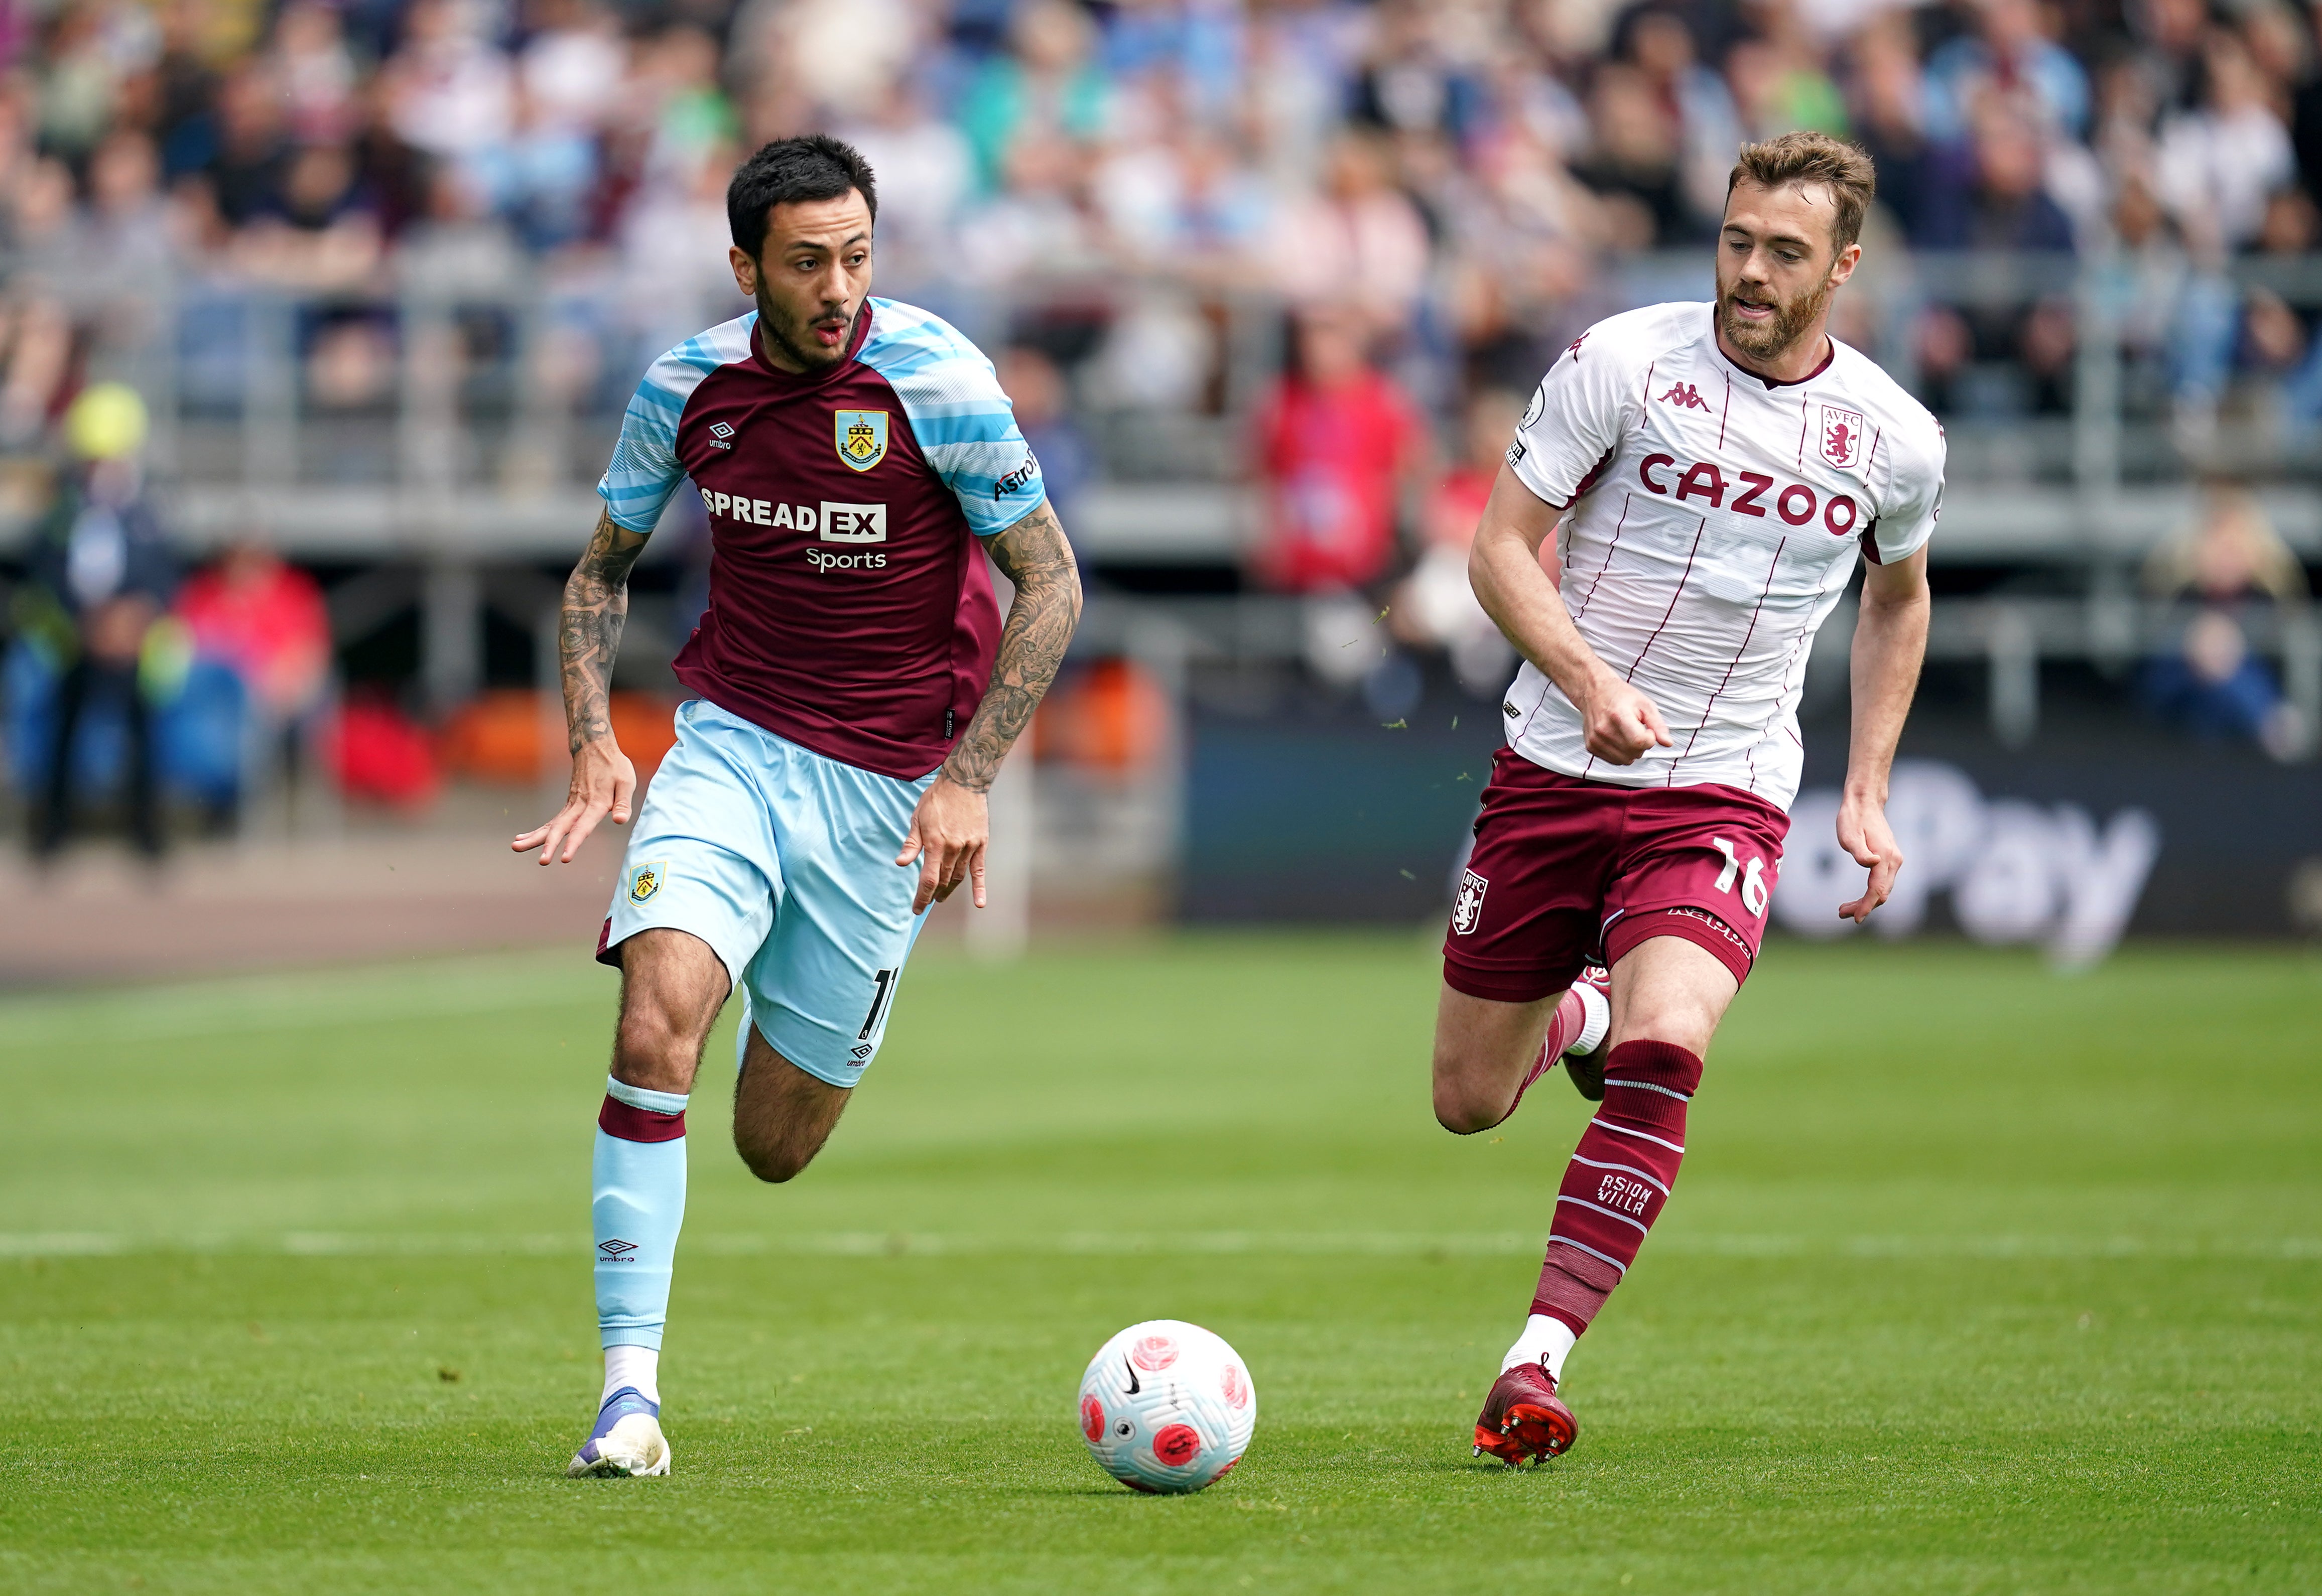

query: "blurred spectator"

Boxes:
[1918, 102, 2078, 252]
[1923, 0, 2093, 144]
[202, 61, 292, 228]
[520, 0, 625, 141]
[383, 0, 513, 171]
[233, 142, 381, 287]
[1392, 385, 1522, 694]
[177, 540, 331, 725]
[620, 140, 748, 358]
[840, 79, 973, 290]
[2140, 487, 2311, 758]
[958, 0, 1110, 195]
[1849, 12, 1934, 238]
[1271, 132, 1431, 329]
[177, 539, 333, 811]
[1250, 305, 1427, 594]
[19, 383, 175, 860]
[2155, 31, 2294, 256]
[0, 158, 78, 445]
[997, 344, 1093, 535]
[272, 1, 360, 147]
[1623, 7, 1743, 229]
[1567, 63, 1694, 249]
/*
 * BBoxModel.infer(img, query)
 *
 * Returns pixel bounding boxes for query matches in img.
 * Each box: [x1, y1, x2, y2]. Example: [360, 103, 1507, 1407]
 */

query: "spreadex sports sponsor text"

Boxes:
[698, 488, 891, 572]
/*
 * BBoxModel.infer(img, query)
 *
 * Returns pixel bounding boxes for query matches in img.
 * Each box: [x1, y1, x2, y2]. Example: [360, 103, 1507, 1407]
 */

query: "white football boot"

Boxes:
[566, 1386, 672, 1478]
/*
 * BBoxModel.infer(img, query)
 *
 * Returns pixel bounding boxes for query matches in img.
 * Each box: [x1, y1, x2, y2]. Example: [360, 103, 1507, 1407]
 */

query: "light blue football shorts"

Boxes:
[597, 698, 934, 1088]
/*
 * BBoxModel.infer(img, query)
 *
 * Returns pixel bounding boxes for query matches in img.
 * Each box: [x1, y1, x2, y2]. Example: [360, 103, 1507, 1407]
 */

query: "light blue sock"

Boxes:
[593, 1075, 689, 1352]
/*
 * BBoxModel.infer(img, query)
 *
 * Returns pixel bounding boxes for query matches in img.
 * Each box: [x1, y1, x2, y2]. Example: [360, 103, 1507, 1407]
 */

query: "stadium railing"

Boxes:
[0, 249, 2316, 752]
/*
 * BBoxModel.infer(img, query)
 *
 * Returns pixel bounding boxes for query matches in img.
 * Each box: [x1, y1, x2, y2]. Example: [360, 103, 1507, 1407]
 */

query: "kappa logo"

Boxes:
[707, 421, 736, 451]
[1452, 869, 1489, 936]
[628, 860, 668, 905]
[835, 409, 888, 472]
[1657, 380, 1712, 412]
[598, 1239, 637, 1258]
[1820, 405, 1865, 469]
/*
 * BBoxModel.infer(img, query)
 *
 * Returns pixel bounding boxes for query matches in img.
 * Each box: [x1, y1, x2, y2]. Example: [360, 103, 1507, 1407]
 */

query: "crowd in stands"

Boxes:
[16, 0, 2322, 430]
[3, 0, 2319, 846]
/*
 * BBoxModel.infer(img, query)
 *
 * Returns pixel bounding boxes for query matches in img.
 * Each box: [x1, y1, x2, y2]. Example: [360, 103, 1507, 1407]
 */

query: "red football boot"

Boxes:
[1473, 1357, 1577, 1466]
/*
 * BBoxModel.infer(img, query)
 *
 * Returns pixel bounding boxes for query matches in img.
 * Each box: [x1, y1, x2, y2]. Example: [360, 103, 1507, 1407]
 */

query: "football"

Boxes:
[1076, 1319, 1256, 1494]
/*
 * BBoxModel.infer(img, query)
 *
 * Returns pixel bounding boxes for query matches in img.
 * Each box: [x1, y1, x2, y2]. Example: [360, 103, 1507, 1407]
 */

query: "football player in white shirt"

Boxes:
[1435, 132, 1945, 1466]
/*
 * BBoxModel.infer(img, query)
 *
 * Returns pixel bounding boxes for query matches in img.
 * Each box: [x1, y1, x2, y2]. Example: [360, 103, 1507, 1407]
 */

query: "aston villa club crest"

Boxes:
[1452, 869, 1489, 936]
[1820, 405, 1864, 469]
[835, 409, 888, 472]
[628, 860, 668, 905]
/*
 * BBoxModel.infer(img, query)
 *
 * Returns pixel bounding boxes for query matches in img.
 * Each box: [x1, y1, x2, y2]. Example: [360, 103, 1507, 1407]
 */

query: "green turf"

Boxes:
[2, 934, 2317, 1593]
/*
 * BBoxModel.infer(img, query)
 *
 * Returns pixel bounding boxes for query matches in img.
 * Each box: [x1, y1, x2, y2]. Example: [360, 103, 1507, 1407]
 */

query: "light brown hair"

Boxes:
[1727, 131, 1877, 254]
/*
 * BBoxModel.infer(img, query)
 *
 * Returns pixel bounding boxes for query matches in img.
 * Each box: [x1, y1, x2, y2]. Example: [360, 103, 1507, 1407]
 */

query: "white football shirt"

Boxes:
[1501, 301, 1945, 810]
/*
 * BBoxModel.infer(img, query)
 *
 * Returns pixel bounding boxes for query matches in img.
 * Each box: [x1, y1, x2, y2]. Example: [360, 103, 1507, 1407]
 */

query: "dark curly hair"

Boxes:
[726, 135, 879, 255]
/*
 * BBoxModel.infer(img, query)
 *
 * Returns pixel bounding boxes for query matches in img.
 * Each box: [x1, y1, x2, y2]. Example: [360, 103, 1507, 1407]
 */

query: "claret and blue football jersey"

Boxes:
[597, 298, 1047, 780]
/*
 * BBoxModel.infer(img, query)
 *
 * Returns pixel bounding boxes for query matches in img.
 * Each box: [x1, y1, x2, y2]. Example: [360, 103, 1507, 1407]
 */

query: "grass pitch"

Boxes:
[1, 933, 2316, 1593]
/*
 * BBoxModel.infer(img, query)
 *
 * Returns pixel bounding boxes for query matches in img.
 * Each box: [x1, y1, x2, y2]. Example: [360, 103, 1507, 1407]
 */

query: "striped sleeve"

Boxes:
[856, 299, 1045, 537]
[595, 316, 753, 534]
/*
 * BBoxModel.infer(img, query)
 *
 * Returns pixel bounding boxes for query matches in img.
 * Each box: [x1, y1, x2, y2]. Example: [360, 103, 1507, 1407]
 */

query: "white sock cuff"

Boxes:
[1566, 980, 1611, 1057]
[1500, 1312, 1580, 1380]
[603, 1342, 661, 1406]
[605, 1076, 689, 1115]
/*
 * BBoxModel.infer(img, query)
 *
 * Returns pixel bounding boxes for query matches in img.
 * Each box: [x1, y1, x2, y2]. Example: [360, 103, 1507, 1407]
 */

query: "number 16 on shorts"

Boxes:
[1709, 838, 1770, 917]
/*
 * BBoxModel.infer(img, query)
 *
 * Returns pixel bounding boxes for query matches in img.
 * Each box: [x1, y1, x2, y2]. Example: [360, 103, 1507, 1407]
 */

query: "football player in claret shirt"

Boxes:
[1433, 131, 1946, 1465]
[513, 136, 1082, 1478]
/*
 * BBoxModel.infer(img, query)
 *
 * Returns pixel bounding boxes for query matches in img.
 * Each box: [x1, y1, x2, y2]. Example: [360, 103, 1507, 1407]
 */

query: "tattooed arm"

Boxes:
[894, 499, 1083, 913]
[512, 508, 651, 865]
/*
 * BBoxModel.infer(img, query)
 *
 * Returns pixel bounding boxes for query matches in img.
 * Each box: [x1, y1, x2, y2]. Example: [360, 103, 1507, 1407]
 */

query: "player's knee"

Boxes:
[612, 1006, 706, 1089]
[737, 1141, 811, 1183]
[1432, 1073, 1503, 1136]
[733, 1124, 821, 1183]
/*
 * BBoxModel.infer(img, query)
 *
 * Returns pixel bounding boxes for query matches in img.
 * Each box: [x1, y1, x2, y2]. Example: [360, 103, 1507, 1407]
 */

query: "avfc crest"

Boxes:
[1820, 405, 1864, 470]
[835, 409, 888, 472]
[1451, 869, 1489, 936]
[628, 860, 669, 905]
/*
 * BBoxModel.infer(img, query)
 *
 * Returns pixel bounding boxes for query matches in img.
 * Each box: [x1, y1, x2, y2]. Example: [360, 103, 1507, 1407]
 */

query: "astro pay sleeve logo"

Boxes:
[818, 502, 886, 543]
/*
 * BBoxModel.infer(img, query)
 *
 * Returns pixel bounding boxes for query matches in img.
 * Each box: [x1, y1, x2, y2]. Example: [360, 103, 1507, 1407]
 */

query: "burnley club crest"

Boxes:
[835, 409, 888, 472]
[1452, 869, 1488, 936]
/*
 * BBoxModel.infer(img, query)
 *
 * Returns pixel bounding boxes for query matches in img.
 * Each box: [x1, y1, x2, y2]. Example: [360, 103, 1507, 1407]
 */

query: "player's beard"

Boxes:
[1718, 271, 1834, 365]
[754, 287, 858, 372]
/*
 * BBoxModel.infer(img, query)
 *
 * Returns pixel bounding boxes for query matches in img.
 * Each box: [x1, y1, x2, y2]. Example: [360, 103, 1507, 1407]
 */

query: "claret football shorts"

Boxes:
[598, 698, 934, 1088]
[1442, 746, 1791, 1003]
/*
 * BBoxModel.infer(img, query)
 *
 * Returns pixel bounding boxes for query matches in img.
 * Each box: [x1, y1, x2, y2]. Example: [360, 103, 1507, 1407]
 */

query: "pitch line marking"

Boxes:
[0, 1233, 2315, 1260]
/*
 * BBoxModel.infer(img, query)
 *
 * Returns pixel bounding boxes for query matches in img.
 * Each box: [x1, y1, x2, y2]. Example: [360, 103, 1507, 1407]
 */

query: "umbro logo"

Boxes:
[598, 1239, 638, 1258]
[1657, 381, 1711, 411]
[707, 421, 736, 451]
[850, 1043, 873, 1060]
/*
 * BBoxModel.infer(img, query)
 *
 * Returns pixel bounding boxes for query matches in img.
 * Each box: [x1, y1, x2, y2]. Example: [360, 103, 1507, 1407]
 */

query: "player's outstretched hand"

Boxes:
[897, 774, 988, 914]
[1578, 672, 1673, 765]
[512, 736, 637, 866]
[1835, 790, 1903, 923]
